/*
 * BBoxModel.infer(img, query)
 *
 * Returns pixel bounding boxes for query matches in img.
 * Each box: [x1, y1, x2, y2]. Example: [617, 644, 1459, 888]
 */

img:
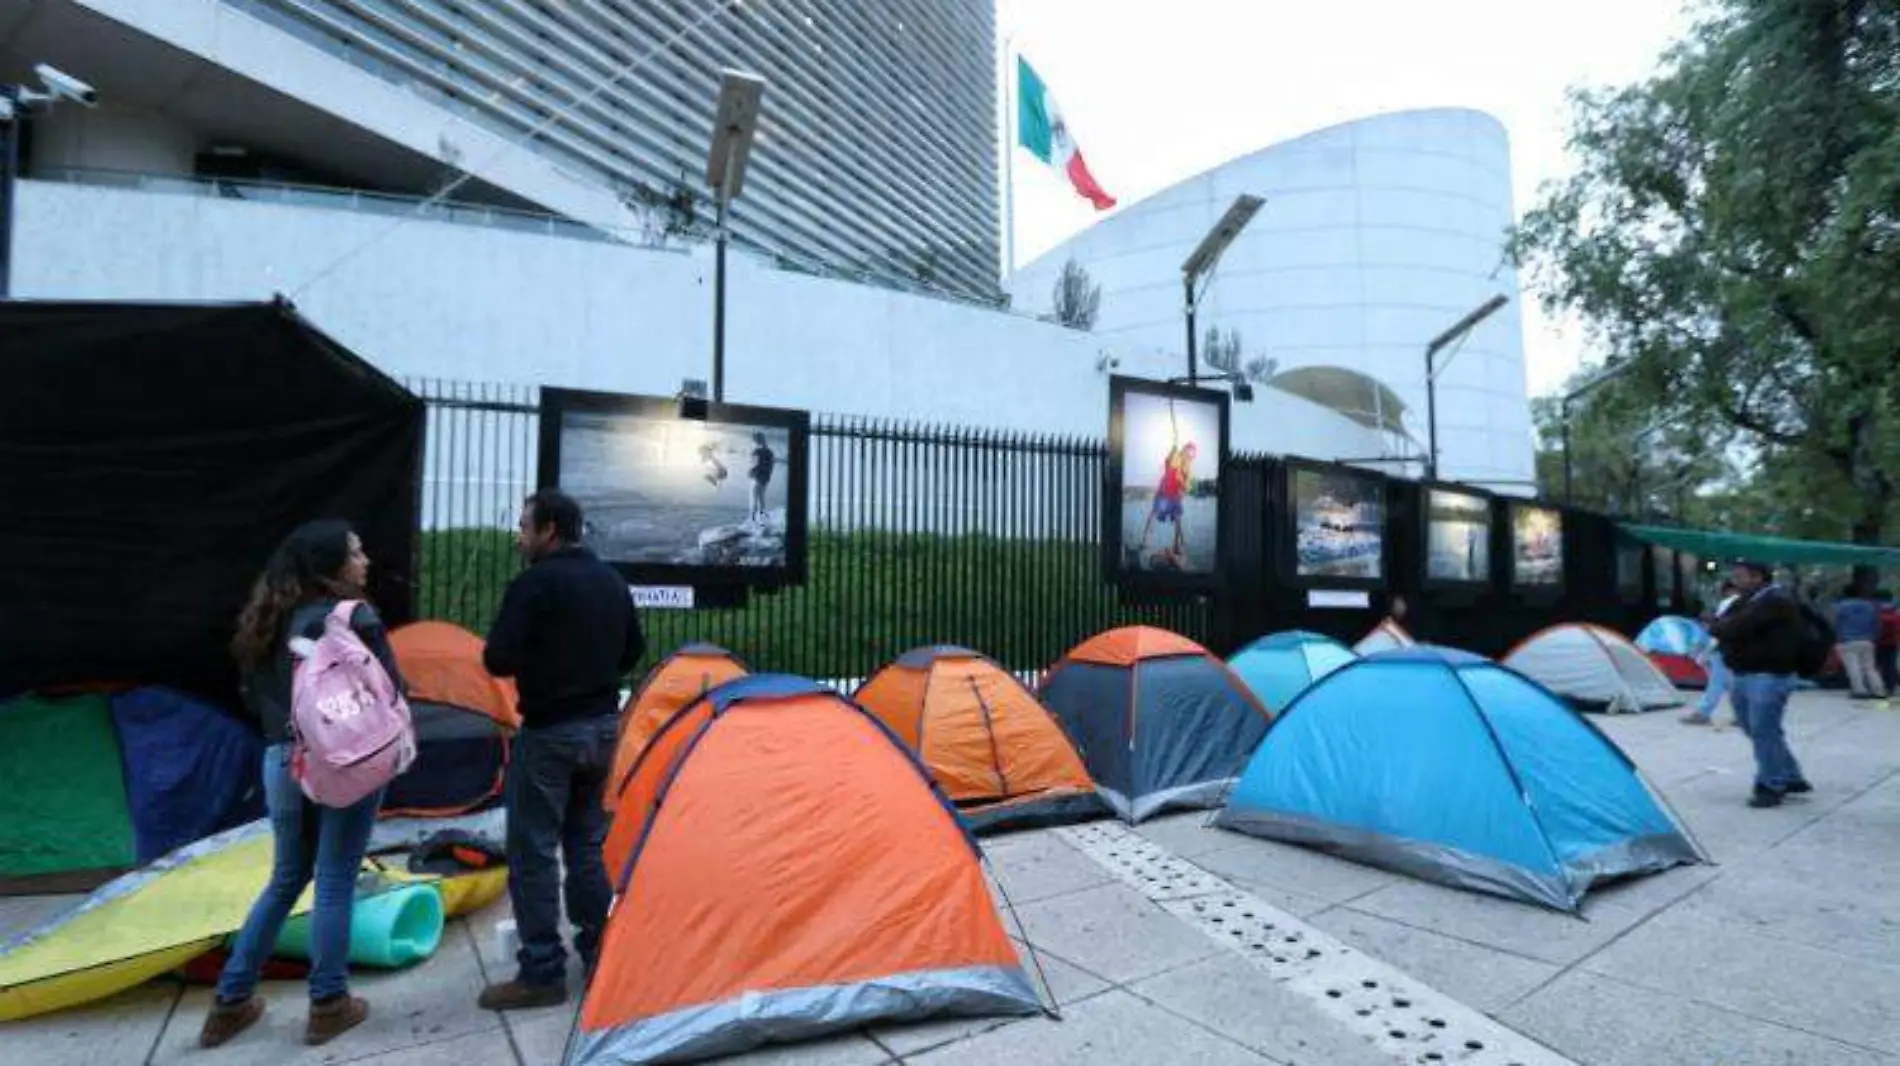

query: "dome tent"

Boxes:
[604, 643, 749, 812]
[1040, 627, 1271, 823]
[1352, 619, 1416, 656]
[383, 622, 521, 817]
[1505, 623, 1684, 713]
[576, 675, 1039, 1065]
[1216, 648, 1707, 912]
[1228, 631, 1357, 714]
[1635, 615, 1711, 690]
[856, 646, 1102, 831]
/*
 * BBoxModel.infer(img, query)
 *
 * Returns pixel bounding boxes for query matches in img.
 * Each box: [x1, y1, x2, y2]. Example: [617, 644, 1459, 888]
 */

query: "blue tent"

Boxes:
[110, 688, 264, 863]
[1041, 627, 1271, 823]
[1229, 631, 1357, 714]
[1635, 615, 1709, 656]
[1215, 648, 1706, 911]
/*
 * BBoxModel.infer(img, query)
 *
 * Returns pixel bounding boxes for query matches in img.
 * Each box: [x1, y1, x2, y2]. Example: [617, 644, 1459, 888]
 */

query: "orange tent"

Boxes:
[1041, 626, 1271, 823]
[604, 643, 748, 813]
[385, 622, 519, 817]
[855, 646, 1103, 832]
[576, 675, 1040, 1065]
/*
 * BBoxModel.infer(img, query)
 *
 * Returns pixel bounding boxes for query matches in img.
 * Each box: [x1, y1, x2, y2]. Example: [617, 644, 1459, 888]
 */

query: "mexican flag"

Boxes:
[1017, 56, 1116, 211]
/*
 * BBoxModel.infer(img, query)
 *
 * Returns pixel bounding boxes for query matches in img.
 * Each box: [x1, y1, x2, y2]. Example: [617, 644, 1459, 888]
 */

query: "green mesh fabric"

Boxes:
[0, 694, 135, 882]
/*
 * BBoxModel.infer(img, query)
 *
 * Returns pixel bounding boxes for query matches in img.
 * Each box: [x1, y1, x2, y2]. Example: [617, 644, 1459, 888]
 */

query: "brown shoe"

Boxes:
[304, 994, 369, 1046]
[477, 979, 568, 1011]
[199, 995, 265, 1048]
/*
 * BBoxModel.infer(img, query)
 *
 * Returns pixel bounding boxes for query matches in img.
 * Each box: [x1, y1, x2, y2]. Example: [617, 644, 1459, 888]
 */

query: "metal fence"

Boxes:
[410, 380, 1217, 678]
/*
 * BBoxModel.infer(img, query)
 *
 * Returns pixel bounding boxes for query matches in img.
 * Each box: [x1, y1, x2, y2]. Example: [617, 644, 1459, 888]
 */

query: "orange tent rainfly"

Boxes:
[574, 675, 1040, 1065]
[855, 646, 1103, 832]
[383, 622, 521, 817]
[604, 643, 748, 813]
[1040, 627, 1271, 824]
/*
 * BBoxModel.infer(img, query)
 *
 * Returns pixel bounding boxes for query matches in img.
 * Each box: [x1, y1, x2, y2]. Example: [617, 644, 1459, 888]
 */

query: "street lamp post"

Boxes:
[1, 64, 98, 297]
[704, 69, 764, 404]
[1180, 194, 1264, 384]
[1423, 294, 1508, 482]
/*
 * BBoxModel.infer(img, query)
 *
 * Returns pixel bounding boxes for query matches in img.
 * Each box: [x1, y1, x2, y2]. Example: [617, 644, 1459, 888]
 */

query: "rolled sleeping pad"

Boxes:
[266, 883, 445, 968]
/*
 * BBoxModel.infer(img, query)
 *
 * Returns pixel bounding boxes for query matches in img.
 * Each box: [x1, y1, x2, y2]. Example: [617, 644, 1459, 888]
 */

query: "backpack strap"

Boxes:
[328, 599, 364, 628]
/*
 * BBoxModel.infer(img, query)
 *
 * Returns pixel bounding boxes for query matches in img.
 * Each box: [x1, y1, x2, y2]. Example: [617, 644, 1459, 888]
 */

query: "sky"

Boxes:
[994, 0, 1701, 399]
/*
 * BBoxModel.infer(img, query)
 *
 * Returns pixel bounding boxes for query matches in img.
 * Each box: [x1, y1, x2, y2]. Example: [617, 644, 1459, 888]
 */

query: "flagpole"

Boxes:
[1002, 33, 1016, 283]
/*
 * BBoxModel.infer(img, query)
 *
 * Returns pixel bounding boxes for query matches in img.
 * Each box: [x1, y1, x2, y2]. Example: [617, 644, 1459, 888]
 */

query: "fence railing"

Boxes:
[410, 380, 1215, 679]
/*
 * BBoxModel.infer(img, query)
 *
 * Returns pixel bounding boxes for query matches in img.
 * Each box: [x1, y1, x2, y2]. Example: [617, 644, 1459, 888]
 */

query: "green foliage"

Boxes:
[414, 528, 1205, 680]
[1513, 0, 1900, 545]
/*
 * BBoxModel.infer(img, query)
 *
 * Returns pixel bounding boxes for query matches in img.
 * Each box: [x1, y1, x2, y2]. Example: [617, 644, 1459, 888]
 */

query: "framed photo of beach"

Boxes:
[538, 387, 809, 589]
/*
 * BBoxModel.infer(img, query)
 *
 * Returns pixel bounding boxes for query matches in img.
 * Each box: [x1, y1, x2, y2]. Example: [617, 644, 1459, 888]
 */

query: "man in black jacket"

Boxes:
[478, 489, 645, 1009]
[1708, 560, 1811, 808]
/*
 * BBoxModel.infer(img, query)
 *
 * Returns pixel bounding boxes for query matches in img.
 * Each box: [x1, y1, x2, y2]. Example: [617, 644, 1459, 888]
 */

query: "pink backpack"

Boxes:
[288, 601, 416, 807]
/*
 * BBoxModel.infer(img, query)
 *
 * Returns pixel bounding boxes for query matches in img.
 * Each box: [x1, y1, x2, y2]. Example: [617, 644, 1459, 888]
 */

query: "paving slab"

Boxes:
[1127, 950, 1393, 1066]
[1342, 878, 1646, 967]
[0, 980, 179, 1066]
[1578, 907, 1900, 1055]
[0, 891, 81, 941]
[906, 988, 1278, 1066]
[1500, 970, 1893, 1066]
[149, 920, 502, 1066]
[1675, 861, 1900, 967]
[1011, 881, 1219, 986]
[1129, 812, 1235, 858]
[1305, 907, 1561, 1015]
[509, 1002, 580, 1065]
[340, 1027, 519, 1066]
[984, 830, 1115, 905]
[1192, 839, 1402, 907]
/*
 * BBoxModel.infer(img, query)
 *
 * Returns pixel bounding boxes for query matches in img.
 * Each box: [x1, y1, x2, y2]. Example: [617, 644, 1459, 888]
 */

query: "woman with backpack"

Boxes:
[200, 520, 409, 1048]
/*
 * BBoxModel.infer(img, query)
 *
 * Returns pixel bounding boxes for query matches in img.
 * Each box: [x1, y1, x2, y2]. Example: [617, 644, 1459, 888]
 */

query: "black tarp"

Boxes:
[0, 299, 421, 705]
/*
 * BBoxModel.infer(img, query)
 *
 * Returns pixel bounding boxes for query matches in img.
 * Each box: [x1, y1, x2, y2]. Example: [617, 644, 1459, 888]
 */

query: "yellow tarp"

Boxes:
[0, 823, 507, 1021]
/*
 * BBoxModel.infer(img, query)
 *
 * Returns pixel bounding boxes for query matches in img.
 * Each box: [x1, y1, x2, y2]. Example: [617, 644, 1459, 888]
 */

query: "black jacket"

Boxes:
[484, 545, 645, 728]
[241, 600, 406, 744]
[1710, 585, 1802, 675]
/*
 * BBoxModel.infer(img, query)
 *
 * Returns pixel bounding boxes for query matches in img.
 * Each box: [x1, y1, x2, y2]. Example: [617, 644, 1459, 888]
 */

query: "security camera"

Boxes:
[33, 64, 97, 107]
[1095, 354, 1121, 373]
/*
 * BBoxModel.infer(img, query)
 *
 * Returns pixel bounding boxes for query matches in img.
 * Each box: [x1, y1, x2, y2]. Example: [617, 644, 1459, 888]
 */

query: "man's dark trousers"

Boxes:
[505, 715, 619, 987]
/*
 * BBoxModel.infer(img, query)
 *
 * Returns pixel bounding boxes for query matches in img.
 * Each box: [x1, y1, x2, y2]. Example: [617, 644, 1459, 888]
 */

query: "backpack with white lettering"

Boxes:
[288, 601, 415, 807]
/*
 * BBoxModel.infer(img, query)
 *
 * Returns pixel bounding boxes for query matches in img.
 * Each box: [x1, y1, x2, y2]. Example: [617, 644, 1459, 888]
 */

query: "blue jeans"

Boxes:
[218, 742, 383, 1002]
[506, 716, 618, 987]
[1730, 673, 1804, 792]
[1697, 650, 1732, 717]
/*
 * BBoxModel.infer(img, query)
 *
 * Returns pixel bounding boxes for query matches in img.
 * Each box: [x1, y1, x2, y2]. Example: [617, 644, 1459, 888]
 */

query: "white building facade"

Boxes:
[1008, 109, 1535, 490]
[3, 3, 1529, 487]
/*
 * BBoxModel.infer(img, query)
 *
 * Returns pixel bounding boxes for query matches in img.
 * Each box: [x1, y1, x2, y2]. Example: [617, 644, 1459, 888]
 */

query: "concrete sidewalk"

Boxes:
[4, 691, 1895, 1065]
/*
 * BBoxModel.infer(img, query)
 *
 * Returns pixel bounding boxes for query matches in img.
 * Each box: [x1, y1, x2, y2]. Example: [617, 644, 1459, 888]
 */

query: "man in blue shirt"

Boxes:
[1833, 583, 1889, 700]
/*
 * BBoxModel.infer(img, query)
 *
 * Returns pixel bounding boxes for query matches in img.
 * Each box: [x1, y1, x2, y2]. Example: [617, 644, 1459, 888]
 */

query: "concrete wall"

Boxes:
[12, 178, 1384, 462]
[1009, 108, 1534, 490]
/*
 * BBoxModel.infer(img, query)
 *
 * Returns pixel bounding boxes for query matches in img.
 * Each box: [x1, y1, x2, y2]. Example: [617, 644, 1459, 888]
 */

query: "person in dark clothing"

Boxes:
[202, 520, 405, 1050]
[748, 431, 776, 522]
[1708, 560, 1811, 808]
[478, 489, 645, 1010]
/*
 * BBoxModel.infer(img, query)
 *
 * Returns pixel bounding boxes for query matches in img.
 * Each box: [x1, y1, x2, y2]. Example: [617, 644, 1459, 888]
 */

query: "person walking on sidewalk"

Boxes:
[478, 490, 646, 1010]
[201, 521, 406, 1048]
[1709, 561, 1812, 808]
[1682, 581, 1739, 726]
[1832, 581, 1889, 700]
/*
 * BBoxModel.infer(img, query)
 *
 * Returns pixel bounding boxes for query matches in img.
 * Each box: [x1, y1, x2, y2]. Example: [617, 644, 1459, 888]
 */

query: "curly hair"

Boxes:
[232, 520, 363, 669]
